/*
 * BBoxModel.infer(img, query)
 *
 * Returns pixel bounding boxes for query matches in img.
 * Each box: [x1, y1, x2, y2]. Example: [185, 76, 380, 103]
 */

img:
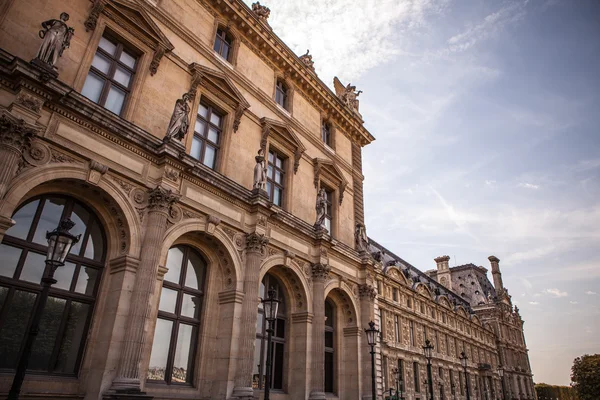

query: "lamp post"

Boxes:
[365, 321, 379, 400]
[423, 339, 435, 400]
[497, 366, 506, 400]
[261, 287, 280, 400]
[391, 366, 401, 399]
[459, 352, 471, 400]
[8, 219, 80, 400]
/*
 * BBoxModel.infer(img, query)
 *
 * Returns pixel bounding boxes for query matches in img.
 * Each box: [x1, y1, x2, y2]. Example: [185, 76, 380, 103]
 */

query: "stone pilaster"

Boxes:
[358, 283, 376, 400]
[109, 187, 180, 396]
[308, 263, 330, 400]
[0, 113, 37, 198]
[232, 232, 269, 399]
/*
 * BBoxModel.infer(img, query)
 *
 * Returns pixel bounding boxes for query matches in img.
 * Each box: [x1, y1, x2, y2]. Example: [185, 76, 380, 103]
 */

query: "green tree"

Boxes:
[571, 354, 600, 400]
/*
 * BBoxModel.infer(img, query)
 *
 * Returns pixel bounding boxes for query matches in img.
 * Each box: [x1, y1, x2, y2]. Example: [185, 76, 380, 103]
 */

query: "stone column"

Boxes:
[232, 232, 269, 399]
[358, 284, 376, 400]
[308, 263, 330, 400]
[0, 113, 36, 199]
[110, 187, 180, 396]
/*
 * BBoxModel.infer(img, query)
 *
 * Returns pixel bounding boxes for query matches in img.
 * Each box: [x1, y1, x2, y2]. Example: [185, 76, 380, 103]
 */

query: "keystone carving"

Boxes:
[206, 215, 221, 235]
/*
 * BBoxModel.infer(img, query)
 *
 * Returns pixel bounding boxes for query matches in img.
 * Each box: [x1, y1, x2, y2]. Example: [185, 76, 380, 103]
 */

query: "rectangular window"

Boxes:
[213, 28, 231, 61]
[377, 280, 382, 295]
[398, 359, 404, 391]
[394, 315, 400, 342]
[445, 333, 450, 356]
[459, 371, 464, 395]
[266, 150, 285, 206]
[442, 313, 447, 323]
[409, 320, 415, 346]
[191, 102, 222, 169]
[450, 370, 455, 394]
[383, 356, 388, 391]
[392, 287, 398, 302]
[424, 325, 428, 341]
[407, 297, 412, 308]
[81, 35, 138, 116]
[275, 80, 287, 109]
[420, 301, 425, 313]
[322, 186, 333, 232]
[322, 121, 331, 146]
[435, 330, 440, 352]
[413, 362, 420, 392]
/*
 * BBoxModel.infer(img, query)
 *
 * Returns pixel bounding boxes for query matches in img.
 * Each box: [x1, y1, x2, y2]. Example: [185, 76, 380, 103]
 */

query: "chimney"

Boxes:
[434, 255, 452, 289]
[488, 255, 504, 293]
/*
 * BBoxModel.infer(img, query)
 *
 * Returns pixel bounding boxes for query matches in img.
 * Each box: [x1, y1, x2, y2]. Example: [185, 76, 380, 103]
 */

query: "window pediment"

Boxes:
[260, 117, 305, 173]
[313, 158, 348, 204]
[85, 0, 174, 75]
[190, 63, 250, 132]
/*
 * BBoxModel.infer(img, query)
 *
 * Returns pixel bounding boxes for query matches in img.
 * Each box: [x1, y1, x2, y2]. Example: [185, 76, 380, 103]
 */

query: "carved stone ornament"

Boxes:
[358, 284, 377, 300]
[164, 92, 192, 142]
[0, 114, 36, 154]
[233, 105, 245, 133]
[34, 12, 74, 68]
[245, 232, 269, 254]
[147, 186, 181, 212]
[333, 77, 362, 113]
[299, 49, 315, 71]
[84, 0, 105, 32]
[355, 223, 369, 253]
[314, 188, 327, 231]
[253, 149, 267, 191]
[251, 2, 271, 23]
[163, 166, 180, 182]
[206, 215, 221, 235]
[311, 263, 331, 282]
[150, 46, 165, 76]
[14, 92, 44, 113]
[87, 160, 108, 185]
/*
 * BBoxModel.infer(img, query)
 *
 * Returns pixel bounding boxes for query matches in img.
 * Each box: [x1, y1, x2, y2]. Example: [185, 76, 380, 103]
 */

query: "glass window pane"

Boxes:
[276, 157, 282, 168]
[181, 293, 201, 319]
[147, 318, 173, 381]
[210, 112, 221, 127]
[203, 145, 216, 169]
[19, 251, 46, 284]
[113, 66, 132, 87]
[325, 331, 334, 348]
[158, 287, 178, 313]
[273, 342, 284, 389]
[256, 311, 264, 335]
[0, 290, 37, 369]
[266, 182, 272, 197]
[172, 323, 195, 383]
[198, 104, 208, 119]
[0, 286, 7, 310]
[275, 318, 285, 339]
[190, 137, 202, 160]
[29, 296, 66, 371]
[207, 127, 219, 144]
[274, 170, 282, 184]
[81, 72, 105, 103]
[252, 338, 263, 389]
[33, 197, 66, 245]
[119, 50, 136, 69]
[267, 165, 273, 179]
[54, 301, 90, 374]
[194, 119, 206, 135]
[74, 266, 98, 296]
[165, 247, 184, 283]
[5, 199, 39, 240]
[273, 187, 281, 206]
[324, 218, 331, 233]
[185, 251, 204, 290]
[91, 52, 111, 74]
[0, 244, 22, 278]
[222, 44, 230, 61]
[213, 37, 221, 53]
[84, 221, 104, 262]
[268, 152, 274, 163]
[105, 86, 126, 115]
[53, 261, 76, 291]
[69, 203, 89, 256]
[98, 36, 117, 55]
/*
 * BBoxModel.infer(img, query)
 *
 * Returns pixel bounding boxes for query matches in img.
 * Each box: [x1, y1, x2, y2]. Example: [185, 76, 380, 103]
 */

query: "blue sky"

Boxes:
[246, 0, 600, 385]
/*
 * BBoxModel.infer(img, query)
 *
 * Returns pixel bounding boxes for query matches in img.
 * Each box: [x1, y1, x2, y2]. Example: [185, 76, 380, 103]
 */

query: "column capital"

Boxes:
[245, 232, 269, 254]
[0, 113, 37, 155]
[358, 283, 377, 300]
[311, 262, 331, 282]
[147, 186, 180, 212]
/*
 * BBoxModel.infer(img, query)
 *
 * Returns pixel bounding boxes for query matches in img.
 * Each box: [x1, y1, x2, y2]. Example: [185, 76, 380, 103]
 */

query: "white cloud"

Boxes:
[485, 180, 496, 187]
[543, 288, 568, 298]
[529, 301, 540, 305]
[586, 291, 597, 295]
[570, 301, 578, 304]
[518, 182, 540, 189]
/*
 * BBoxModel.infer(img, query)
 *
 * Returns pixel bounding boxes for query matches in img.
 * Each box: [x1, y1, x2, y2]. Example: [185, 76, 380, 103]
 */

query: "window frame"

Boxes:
[275, 79, 288, 110]
[321, 184, 334, 233]
[191, 100, 224, 170]
[321, 120, 332, 147]
[324, 299, 335, 394]
[213, 27, 233, 62]
[266, 149, 286, 207]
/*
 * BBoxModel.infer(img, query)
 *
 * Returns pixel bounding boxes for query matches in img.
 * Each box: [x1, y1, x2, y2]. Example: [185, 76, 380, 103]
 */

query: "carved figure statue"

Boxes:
[252, 2, 271, 22]
[487, 292, 493, 303]
[299, 49, 315, 71]
[314, 188, 327, 230]
[355, 223, 369, 252]
[165, 92, 192, 142]
[253, 149, 267, 191]
[333, 77, 362, 112]
[35, 12, 74, 67]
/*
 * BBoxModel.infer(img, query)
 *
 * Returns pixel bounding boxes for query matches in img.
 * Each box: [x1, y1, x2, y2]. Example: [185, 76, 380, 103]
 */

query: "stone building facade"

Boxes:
[0, 0, 534, 400]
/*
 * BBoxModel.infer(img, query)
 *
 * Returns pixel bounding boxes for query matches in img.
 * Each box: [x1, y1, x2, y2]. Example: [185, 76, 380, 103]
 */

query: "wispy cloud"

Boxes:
[529, 301, 540, 305]
[570, 301, 578, 304]
[543, 288, 568, 298]
[518, 182, 540, 189]
[586, 291, 597, 295]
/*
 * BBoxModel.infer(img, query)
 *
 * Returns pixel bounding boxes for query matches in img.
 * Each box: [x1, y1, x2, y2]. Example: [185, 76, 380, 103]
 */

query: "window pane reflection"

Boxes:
[185, 251, 204, 290]
[74, 267, 98, 296]
[55, 301, 90, 374]
[19, 251, 46, 284]
[181, 293, 200, 319]
[0, 244, 21, 278]
[158, 287, 178, 313]
[0, 290, 36, 369]
[172, 324, 194, 383]
[69, 203, 89, 256]
[29, 296, 66, 371]
[33, 197, 66, 245]
[164, 247, 184, 283]
[53, 261, 76, 291]
[147, 318, 173, 381]
[6, 200, 39, 240]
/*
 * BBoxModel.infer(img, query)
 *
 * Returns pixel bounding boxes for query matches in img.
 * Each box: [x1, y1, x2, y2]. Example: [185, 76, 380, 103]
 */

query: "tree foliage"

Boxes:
[535, 383, 578, 400]
[571, 354, 600, 400]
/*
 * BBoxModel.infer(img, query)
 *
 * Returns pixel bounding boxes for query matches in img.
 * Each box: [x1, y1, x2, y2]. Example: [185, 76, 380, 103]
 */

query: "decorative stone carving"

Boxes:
[150, 46, 165, 76]
[311, 263, 331, 282]
[206, 215, 221, 235]
[14, 92, 44, 114]
[358, 284, 376, 300]
[245, 232, 269, 253]
[299, 49, 315, 71]
[252, 2, 271, 23]
[34, 12, 74, 68]
[252, 149, 267, 191]
[147, 186, 180, 213]
[314, 188, 327, 231]
[88, 160, 108, 185]
[0, 114, 36, 154]
[163, 166, 180, 182]
[233, 105, 245, 133]
[355, 223, 369, 252]
[372, 250, 383, 263]
[84, 0, 105, 32]
[164, 92, 192, 142]
[50, 149, 78, 164]
[333, 77, 362, 113]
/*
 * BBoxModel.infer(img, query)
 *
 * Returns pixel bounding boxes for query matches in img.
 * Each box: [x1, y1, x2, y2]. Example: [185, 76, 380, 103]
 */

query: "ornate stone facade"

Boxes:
[0, 1, 533, 400]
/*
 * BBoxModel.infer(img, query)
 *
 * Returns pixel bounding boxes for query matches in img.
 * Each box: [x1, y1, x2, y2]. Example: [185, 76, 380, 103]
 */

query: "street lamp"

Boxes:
[459, 352, 471, 400]
[262, 287, 280, 400]
[365, 321, 379, 400]
[423, 339, 435, 400]
[8, 219, 80, 400]
[497, 365, 506, 400]
[391, 366, 403, 399]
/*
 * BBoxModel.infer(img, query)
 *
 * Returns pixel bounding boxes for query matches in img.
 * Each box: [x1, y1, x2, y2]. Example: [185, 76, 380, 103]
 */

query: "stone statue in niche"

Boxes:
[314, 188, 327, 230]
[252, 2, 271, 22]
[34, 12, 74, 68]
[164, 92, 192, 142]
[355, 223, 369, 252]
[333, 77, 362, 112]
[253, 149, 267, 191]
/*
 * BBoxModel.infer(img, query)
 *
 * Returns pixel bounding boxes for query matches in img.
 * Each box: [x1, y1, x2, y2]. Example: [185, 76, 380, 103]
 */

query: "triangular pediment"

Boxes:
[260, 118, 306, 173]
[190, 64, 250, 111]
[313, 158, 348, 204]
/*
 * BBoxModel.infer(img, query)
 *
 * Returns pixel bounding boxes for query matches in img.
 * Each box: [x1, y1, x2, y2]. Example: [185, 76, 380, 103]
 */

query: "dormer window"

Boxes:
[275, 79, 288, 109]
[213, 28, 232, 61]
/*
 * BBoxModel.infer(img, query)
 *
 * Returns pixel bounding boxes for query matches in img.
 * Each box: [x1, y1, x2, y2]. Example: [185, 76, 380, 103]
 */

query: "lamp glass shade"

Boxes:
[497, 365, 504, 377]
[423, 339, 434, 359]
[459, 351, 468, 368]
[364, 321, 378, 346]
[262, 288, 280, 322]
[46, 219, 80, 265]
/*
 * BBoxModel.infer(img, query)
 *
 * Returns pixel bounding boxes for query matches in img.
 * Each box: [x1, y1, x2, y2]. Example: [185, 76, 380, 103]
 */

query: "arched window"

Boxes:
[324, 299, 335, 393]
[0, 195, 106, 375]
[147, 245, 206, 384]
[253, 273, 286, 391]
[213, 28, 232, 61]
[275, 80, 288, 109]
